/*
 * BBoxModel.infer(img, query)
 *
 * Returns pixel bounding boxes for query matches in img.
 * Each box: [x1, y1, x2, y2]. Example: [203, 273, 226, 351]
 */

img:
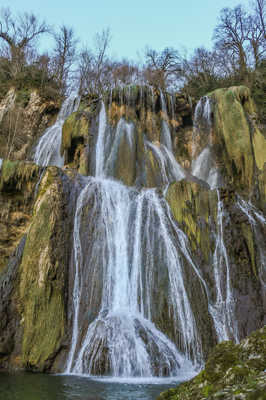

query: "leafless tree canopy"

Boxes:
[0, 7, 50, 75]
[144, 47, 182, 89]
[52, 25, 78, 94]
[0, 2, 265, 101]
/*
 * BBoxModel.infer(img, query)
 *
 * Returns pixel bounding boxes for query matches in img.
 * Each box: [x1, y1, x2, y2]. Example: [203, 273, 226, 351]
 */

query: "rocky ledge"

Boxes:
[157, 326, 266, 400]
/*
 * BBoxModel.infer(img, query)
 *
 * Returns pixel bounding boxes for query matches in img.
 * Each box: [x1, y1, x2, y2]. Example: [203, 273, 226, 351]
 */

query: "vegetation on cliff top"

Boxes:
[0, 2, 265, 122]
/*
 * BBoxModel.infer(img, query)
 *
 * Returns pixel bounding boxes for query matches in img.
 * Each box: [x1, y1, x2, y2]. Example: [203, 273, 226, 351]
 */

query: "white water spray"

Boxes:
[66, 178, 201, 377]
[160, 90, 173, 152]
[34, 94, 80, 167]
[209, 191, 239, 342]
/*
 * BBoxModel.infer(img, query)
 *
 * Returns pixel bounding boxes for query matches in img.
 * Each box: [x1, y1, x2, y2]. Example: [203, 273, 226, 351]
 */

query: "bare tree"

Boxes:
[144, 46, 181, 89]
[253, 0, 265, 36]
[247, 13, 265, 68]
[78, 28, 112, 94]
[111, 59, 139, 86]
[0, 7, 50, 76]
[78, 46, 94, 93]
[52, 24, 78, 94]
[93, 28, 111, 93]
[213, 6, 250, 81]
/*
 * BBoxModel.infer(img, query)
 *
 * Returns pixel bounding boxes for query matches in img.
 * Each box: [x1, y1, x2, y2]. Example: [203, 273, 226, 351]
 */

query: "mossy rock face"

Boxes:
[0, 160, 41, 272]
[208, 86, 266, 192]
[166, 182, 264, 349]
[61, 98, 100, 173]
[145, 146, 164, 188]
[0, 159, 39, 193]
[0, 89, 59, 161]
[59, 86, 192, 185]
[157, 326, 266, 400]
[166, 180, 215, 259]
[18, 167, 68, 371]
[61, 111, 89, 170]
[114, 125, 137, 186]
[0, 236, 26, 370]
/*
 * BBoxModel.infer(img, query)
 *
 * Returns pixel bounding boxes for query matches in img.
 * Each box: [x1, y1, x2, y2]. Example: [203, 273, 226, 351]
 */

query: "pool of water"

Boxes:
[0, 372, 182, 400]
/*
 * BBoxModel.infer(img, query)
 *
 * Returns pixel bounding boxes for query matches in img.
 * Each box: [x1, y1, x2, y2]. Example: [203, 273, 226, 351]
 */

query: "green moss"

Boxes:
[253, 127, 266, 171]
[166, 180, 214, 258]
[61, 112, 78, 151]
[19, 167, 66, 371]
[15, 88, 31, 107]
[114, 128, 136, 186]
[145, 147, 162, 188]
[209, 86, 255, 190]
[158, 326, 266, 400]
[0, 160, 39, 192]
[239, 223, 257, 277]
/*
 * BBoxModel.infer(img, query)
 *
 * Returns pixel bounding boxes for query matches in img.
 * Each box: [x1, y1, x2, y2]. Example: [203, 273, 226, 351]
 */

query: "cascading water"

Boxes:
[34, 94, 80, 167]
[194, 96, 212, 128]
[95, 101, 107, 177]
[65, 100, 207, 379]
[237, 197, 266, 288]
[146, 141, 185, 185]
[160, 90, 173, 152]
[191, 147, 218, 189]
[64, 93, 253, 380]
[191, 96, 219, 189]
[208, 191, 239, 342]
[105, 117, 135, 177]
[66, 178, 202, 377]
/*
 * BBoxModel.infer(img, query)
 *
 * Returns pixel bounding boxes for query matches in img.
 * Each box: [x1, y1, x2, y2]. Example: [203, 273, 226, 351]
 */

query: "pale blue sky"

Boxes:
[5, 0, 250, 60]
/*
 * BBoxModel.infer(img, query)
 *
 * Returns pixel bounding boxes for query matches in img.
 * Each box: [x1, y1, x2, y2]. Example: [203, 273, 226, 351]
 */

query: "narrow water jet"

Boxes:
[159, 90, 173, 152]
[146, 141, 185, 185]
[209, 191, 239, 342]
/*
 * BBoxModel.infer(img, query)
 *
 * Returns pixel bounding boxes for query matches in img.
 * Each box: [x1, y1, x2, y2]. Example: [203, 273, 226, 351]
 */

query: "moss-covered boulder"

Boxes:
[157, 326, 266, 400]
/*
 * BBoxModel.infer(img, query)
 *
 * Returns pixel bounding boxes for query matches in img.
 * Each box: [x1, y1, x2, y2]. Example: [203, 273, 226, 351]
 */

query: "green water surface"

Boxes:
[0, 372, 179, 400]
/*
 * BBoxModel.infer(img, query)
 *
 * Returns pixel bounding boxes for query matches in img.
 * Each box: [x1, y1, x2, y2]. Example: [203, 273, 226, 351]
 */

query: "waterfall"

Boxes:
[191, 96, 219, 188]
[105, 117, 135, 176]
[194, 96, 212, 128]
[95, 101, 107, 177]
[0, 158, 2, 170]
[237, 197, 266, 226]
[64, 97, 205, 375]
[146, 141, 185, 185]
[34, 94, 80, 167]
[208, 191, 239, 342]
[66, 178, 204, 377]
[237, 197, 266, 288]
[159, 90, 173, 152]
[191, 147, 218, 189]
[170, 95, 175, 120]
[64, 91, 250, 380]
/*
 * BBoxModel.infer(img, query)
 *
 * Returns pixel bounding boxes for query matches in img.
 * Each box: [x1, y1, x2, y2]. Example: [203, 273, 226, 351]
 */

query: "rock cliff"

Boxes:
[0, 85, 265, 378]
